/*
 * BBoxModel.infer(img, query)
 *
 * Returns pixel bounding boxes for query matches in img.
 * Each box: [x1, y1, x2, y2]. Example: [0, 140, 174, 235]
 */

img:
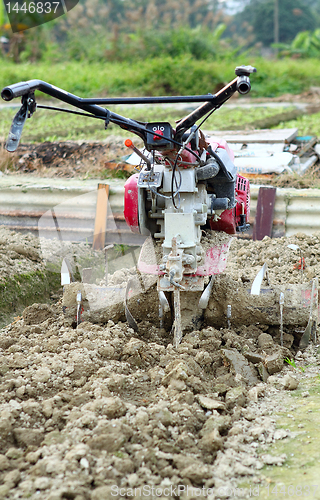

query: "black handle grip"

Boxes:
[1, 81, 33, 101]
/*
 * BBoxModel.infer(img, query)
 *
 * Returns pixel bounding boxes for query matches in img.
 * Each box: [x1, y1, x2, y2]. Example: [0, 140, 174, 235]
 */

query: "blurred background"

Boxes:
[2, 0, 320, 98]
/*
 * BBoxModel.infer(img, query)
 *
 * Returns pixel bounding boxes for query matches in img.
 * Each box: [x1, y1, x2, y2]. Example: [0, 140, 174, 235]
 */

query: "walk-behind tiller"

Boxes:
[1, 65, 256, 346]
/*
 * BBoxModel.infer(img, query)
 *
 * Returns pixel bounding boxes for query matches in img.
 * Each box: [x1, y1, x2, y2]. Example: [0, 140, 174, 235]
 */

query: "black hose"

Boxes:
[37, 105, 105, 119]
[207, 145, 233, 181]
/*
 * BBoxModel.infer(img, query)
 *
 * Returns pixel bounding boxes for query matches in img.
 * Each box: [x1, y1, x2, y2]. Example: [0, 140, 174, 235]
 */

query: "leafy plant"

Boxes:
[110, 24, 232, 62]
[285, 357, 297, 369]
[284, 357, 311, 373]
[114, 244, 129, 256]
[275, 29, 320, 58]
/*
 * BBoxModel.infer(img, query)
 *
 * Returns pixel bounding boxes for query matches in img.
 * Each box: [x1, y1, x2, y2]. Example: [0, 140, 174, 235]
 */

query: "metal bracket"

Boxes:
[158, 274, 204, 292]
[235, 65, 257, 76]
[137, 170, 162, 189]
[251, 263, 270, 295]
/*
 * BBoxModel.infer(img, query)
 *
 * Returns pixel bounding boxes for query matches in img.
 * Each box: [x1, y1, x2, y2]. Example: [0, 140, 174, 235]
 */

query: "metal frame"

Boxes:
[1, 66, 256, 148]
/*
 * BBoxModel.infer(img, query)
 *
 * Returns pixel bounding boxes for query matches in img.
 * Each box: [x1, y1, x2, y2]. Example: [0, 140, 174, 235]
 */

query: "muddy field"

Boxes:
[1, 227, 320, 499]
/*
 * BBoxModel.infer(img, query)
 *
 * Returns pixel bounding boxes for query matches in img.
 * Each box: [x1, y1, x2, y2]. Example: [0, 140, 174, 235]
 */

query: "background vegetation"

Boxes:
[2, 57, 320, 98]
[2, 0, 320, 145]
[0, 98, 298, 143]
[1, 0, 320, 100]
[2, 0, 320, 65]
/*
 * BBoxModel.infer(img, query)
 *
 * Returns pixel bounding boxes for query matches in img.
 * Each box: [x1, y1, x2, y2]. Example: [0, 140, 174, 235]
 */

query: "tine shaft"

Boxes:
[173, 287, 182, 348]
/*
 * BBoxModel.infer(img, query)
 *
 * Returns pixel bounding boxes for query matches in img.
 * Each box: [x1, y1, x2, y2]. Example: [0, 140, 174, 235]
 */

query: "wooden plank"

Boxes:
[253, 187, 277, 241]
[203, 128, 298, 144]
[297, 136, 318, 157]
[92, 183, 109, 250]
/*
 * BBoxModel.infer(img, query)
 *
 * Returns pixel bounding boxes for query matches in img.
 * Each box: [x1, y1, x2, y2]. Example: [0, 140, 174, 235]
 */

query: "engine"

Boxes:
[124, 129, 250, 281]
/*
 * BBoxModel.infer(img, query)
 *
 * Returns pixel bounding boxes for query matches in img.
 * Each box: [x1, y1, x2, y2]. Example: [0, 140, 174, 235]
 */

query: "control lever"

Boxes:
[5, 93, 36, 152]
[125, 139, 152, 170]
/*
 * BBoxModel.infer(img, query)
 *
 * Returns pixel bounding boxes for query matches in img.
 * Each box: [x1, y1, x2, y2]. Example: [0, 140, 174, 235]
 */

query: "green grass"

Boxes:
[0, 103, 298, 144]
[2, 56, 320, 144]
[0, 270, 61, 327]
[0, 57, 240, 98]
[239, 373, 320, 500]
[2, 56, 320, 99]
[275, 111, 320, 137]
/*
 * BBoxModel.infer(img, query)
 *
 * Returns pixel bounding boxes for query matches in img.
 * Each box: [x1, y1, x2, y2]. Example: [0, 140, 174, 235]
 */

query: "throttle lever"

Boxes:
[125, 138, 152, 170]
[5, 93, 36, 152]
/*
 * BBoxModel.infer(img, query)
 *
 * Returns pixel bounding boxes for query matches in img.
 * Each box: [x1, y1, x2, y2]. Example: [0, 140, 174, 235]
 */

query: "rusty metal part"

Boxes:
[164, 237, 184, 347]
[253, 187, 277, 241]
[173, 287, 182, 348]
[279, 292, 284, 347]
[76, 290, 82, 326]
[165, 237, 184, 284]
[158, 275, 204, 292]
[299, 277, 318, 349]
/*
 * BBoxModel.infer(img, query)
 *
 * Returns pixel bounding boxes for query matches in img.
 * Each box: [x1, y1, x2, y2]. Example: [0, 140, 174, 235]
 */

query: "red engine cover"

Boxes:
[124, 173, 140, 233]
[209, 207, 236, 234]
[209, 174, 250, 234]
[124, 172, 250, 236]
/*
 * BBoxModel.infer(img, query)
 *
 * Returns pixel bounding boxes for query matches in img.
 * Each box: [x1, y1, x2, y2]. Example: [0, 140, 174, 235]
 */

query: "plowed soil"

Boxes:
[1, 227, 320, 500]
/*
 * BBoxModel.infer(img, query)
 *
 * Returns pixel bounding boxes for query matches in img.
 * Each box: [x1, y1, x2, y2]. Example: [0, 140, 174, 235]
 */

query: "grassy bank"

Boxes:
[1, 57, 320, 98]
[0, 270, 61, 327]
[2, 56, 320, 145]
[240, 366, 320, 500]
[275, 111, 320, 137]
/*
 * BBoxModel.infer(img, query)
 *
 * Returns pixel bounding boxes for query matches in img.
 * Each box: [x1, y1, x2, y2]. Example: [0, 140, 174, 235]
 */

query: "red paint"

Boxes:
[209, 208, 236, 234]
[196, 240, 233, 276]
[206, 136, 234, 161]
[153, 130, 164, 141]
[209, 174, 250, 234]
[293, 257, 306, 270]
[124, 173, 140, 233]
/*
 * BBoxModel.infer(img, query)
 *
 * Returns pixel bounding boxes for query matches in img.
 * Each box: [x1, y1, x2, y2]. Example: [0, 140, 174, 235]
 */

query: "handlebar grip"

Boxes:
[1, 80, 44, 101]
[1, 82, 31, 101]
[237, 75, 251, 95]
